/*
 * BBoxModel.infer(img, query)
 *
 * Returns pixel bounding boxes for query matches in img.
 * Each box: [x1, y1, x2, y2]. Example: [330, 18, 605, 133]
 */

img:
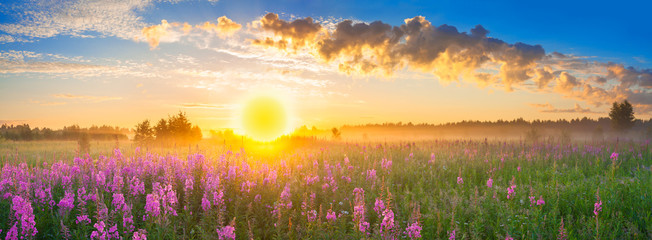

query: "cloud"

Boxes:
[0, 60, 109, 74]
[530, 103, 600, 114]
[250, 13, 651, 114]
[140, 16, 242, 49]
[29, 100, 66, 106]
[253, 14, 545, 91]
[52, 94, 122, 103]
[196, 16, 242, 38]
[178, 103, 237, 109]
[0, 0, 153, 42]
[252, 13, 324, 50]
[554, 71, 579, 93]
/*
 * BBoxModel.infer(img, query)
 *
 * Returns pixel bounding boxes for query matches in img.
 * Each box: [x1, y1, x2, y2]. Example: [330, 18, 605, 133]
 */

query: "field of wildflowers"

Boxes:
[0, 139, 649, 239]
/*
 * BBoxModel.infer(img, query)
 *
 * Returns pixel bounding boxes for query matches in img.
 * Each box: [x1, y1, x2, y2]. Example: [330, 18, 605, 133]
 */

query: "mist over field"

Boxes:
[1, 0, 651, 239]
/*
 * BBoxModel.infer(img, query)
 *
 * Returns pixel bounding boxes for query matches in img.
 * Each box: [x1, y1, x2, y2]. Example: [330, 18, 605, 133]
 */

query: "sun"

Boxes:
[241, 95, 288, 142]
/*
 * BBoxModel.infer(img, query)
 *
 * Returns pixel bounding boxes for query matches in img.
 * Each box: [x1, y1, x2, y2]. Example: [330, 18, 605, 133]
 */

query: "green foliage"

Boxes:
[141, 112, 202, 145]
[134, 119, 155, 146]
[609, 100, 635, 132]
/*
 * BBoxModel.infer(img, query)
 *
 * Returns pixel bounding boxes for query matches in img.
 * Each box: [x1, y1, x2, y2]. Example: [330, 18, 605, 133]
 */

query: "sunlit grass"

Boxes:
[0, 139, 649, 239]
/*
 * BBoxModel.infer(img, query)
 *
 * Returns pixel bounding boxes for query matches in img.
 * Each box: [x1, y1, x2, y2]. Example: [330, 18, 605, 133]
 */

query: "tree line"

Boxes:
[0, 124, 129, 141]
[133, 112, 202, 146]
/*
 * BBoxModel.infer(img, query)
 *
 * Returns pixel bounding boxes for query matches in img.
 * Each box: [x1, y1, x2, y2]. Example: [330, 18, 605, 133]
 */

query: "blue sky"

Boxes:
[0, 0, 650, 131]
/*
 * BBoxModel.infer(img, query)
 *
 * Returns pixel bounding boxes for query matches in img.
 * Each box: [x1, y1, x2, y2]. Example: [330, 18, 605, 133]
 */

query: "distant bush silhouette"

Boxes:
[609, 100, 635, 132]
[134, 119, 155, 146]
[135, 111, 202, 145]
[78, 132, 90, 153]
[331, 127, 341, 140]
[0, 123, 128, 141]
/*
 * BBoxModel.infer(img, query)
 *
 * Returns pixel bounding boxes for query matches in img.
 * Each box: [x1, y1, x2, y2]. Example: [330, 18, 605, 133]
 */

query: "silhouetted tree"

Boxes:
[146, 112, 202, 144]
[78, 132, 90, 154]
[525, 127, 540, 143]
[331, 127, 341, 140]
[154, 119, 169, 141]
[134, 120, 154, 146]
[609, 100, 635, 132]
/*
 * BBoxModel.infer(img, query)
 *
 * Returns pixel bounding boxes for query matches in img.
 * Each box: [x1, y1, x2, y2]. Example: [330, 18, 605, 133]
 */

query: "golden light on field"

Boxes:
[241, 95, 289, 141]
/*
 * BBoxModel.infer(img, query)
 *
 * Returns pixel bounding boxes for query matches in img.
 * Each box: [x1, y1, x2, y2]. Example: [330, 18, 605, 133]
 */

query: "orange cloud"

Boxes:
[196, 16, 242, 38]
[530, 102, 600, 114]
[141, 16, 241, 49]
[141, 20, 172, 49]
[252, 13, 323, 50]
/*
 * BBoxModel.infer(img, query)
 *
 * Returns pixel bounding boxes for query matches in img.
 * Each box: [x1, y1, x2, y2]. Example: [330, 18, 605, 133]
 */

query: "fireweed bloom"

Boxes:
[326, 208, 337, 222]
[507, 185, 516, 199]
[76, 215, 91, 225]
[610, 152, 619, 162]
[537, 196, 545, 206]
[380, 208, 395, 236]
[352, 188, 369, 233]
[405, 221, 422, 239]
[457, 176, 464, 184]
[487, 178, 493, 188]
[366, 169, 377, 182]
[57, 191, 75, 216]
[132, 230, 147, 240]
[449, 229, 456, 240]
[11, 195, 38, 238]
[374, 198, 385, 215]
[216, 225, 235, 240]
[594, 199, 602, 216]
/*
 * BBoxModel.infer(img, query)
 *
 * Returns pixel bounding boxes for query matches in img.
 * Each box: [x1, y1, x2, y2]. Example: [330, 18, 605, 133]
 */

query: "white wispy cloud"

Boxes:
[52, 94, 122, 103]
[0, 0, 154, 42]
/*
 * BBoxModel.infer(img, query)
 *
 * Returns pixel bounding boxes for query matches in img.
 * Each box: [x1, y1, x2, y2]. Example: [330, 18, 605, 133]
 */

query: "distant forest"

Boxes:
[3, 116, 652, 142]
[334, 117, 652, 141]
[0, 124, 129, 141]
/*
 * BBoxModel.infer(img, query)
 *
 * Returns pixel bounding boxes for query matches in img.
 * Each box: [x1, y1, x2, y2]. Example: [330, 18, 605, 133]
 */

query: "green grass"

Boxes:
[0, 139, 649, 239]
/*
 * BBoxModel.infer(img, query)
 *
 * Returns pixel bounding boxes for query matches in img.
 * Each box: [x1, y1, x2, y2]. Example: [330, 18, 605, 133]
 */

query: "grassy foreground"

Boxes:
[0, 139, 649, 239]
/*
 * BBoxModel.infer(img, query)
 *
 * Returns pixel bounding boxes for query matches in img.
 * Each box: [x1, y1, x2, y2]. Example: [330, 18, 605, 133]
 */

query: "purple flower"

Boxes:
[279, 184, 292, 209]
[594, 200, 602, 216]
[537, 196, 545, 206]
[11, 195, 38, 238]
[380, 209, 395, 235]
[449, 229, 456, 240]
[374, 198, 385, 215]
[457, 176, 463, 185]
[201, 196, 211, 212]
[405, 221, 422, 239]
[487, 178, 493, 188]
[133, 230, 148, 240]
[57, 191, 75, 216]
[381, 158, 392, 171]
[185, 178, 194, 193]
[129, 177, 145, 196]
[112, 193, 128, 213]
[216, 225, 235, 240]
[366, 169, 377, 182]
[610, 152, 619, 162]
[507, 185, 516, 199]
[144, 194, 160, 220]
[90, 221, 106, 239]
[326, 209, 337, 222]
[6, 224, 18, 240]
[307, 209, 317, 222]
[76, 215, 91, 225]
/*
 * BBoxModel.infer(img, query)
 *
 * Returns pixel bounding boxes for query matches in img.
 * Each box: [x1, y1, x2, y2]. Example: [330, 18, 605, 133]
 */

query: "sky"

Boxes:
[1, 0, 651, 134]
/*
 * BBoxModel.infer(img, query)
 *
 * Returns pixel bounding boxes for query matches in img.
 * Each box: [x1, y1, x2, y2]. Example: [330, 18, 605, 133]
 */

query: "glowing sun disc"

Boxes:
[241, 96, 288, 141]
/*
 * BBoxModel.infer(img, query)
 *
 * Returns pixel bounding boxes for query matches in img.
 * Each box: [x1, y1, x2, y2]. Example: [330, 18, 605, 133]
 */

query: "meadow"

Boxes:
[0, 139, 649, 239]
